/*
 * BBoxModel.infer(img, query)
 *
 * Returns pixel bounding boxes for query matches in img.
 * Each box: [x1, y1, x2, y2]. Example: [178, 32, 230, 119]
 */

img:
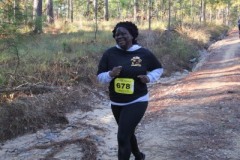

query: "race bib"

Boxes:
[114, 78, 134, 94]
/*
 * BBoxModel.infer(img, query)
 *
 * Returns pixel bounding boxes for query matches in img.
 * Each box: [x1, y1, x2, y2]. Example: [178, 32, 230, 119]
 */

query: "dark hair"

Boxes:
[112, 21, 139, 44]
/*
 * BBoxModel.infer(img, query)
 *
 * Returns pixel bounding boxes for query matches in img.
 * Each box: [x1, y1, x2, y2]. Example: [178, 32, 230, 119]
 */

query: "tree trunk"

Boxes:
[46, 0, 54, 24]
[160, 0, 165, 22]
[179, 0, 183, 27]
[104, 0, 109, 21]
[24, 0, 28, 24]
[141, 0, 147, 22]
[33, 0, 42, 34]
[190, 0, 193, 23]
[203, 0, 206, 24]
[14, 0, 16, 21]
[155, 1, 160, 20]
[67, 0, 70, 20]
[168, 0, 171, 31]
[14, 0, 21, 22]
[134, 0, 139, 22]
[117, 0, 121, 19]
[85, 0, 90, 17]
[70, 0, 73, 22]
[94, 0, 98, 40]
[148, 0, 152, 30]
[200, 0, 205, 24]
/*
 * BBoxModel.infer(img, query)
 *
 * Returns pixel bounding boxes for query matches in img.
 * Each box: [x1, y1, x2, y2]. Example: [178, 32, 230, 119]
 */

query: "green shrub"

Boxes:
[170, 36, 198, 61]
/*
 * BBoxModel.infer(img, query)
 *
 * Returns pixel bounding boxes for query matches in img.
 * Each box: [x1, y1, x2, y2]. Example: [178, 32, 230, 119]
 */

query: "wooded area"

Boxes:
[0, 0, 240, 34]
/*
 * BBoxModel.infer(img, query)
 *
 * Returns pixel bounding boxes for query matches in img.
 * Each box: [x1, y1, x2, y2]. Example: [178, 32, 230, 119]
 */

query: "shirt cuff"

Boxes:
[147, 68, 163, 83]
[97, 71, 113, 84]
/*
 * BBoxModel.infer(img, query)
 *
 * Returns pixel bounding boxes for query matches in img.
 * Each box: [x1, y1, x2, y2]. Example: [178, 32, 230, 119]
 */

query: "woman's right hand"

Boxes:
[109, 66, 122, 77]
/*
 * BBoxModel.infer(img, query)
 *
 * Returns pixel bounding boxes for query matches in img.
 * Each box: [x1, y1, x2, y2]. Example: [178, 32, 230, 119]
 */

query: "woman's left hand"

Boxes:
[137, 75, 150, 83]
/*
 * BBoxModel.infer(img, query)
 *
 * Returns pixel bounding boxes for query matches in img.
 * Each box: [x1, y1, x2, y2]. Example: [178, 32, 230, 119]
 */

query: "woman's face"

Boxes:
[114, 27, 133, 50]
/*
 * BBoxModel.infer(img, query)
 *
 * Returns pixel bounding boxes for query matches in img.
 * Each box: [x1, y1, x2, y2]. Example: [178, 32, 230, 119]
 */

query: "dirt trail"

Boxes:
[0, 31, 239, 160]
[139, 31, 240, 160]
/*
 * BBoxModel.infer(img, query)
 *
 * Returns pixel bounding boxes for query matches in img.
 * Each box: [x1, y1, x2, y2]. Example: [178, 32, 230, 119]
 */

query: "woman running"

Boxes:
[97, 21, 163, 160]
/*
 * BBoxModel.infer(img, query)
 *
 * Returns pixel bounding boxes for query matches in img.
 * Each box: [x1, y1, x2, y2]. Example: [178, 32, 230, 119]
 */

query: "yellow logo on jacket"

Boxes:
[131, 56, 142, 66]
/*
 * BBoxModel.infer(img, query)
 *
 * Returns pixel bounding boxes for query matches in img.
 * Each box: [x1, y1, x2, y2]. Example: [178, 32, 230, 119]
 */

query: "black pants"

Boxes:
[111, 102, 148, 160]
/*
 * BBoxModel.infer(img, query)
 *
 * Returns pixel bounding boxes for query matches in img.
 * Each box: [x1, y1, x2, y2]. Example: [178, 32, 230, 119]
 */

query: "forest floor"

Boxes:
[0, 30, 240, 160]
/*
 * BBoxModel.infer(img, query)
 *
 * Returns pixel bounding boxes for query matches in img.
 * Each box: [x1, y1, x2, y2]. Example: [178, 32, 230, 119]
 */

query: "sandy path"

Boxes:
[138, 31, 240, 160]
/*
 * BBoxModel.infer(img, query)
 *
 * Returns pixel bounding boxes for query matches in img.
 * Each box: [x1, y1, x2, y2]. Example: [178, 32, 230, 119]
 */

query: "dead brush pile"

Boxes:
[0, 82, 97, 142]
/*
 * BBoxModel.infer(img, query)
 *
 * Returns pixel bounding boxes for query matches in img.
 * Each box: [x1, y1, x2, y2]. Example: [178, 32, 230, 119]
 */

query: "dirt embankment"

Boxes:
[0, 31, 239, 160]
